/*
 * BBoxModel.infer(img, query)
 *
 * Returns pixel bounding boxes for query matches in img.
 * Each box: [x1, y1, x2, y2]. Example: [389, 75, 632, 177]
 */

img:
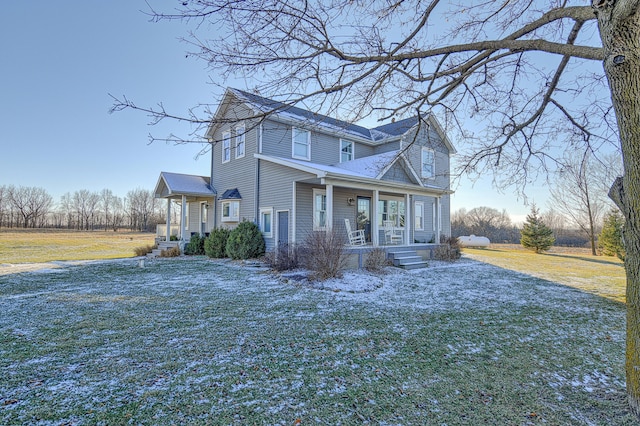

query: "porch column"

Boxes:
[435, 197, 441, 242]
[180, 195, 187, 241]
[372, 190, 379, 246]
[291, 181, 297, 244]
[405, 193, 411, 245]
[165, 199, 171, 242]
[326, 184, 334, 230]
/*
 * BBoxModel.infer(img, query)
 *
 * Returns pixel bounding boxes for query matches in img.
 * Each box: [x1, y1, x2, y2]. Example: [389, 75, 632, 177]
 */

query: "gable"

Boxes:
[380, 161, 419, 185]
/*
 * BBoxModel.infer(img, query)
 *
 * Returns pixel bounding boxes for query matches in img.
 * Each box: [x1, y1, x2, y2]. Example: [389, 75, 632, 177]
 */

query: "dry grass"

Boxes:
[0, 229, 156, 264]
[463, 244, 626, 303]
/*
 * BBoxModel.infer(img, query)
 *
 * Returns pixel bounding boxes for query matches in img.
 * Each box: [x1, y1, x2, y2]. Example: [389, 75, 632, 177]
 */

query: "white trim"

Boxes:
[221, 200, 240, 222]
[222, 131, 231, 163]
[312, 188, 327, 231]
[199, 201, 209, 235]
[414, 201, 424, 231]
[292, 182, 297, 244]
[259, 207, 273, 238]
[340, 139, 354, 162]
[292, 127, 311, 161]
[235, 124, 245, 159]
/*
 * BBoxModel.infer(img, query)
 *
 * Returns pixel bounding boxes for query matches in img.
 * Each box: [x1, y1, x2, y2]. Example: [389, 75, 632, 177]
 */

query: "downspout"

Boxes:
[255, 123, 263, 223]
[210, 137, 217, 229]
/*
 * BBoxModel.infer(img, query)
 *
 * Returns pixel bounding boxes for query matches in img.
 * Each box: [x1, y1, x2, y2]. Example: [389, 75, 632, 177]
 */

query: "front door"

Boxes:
[357, 196, 371, 242]
[277, 211, 289, 245]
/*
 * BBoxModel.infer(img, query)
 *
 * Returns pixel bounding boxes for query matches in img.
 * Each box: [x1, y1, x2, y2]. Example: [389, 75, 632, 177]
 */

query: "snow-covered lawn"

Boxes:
[0, 257, 633, 424]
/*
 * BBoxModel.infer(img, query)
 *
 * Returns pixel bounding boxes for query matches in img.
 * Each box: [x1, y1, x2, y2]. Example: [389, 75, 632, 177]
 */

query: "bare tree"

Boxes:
[114, 0, 640, 414]
[126, 188, 158, 232]
[550, 154, 609, 255]
[8, 186, 53, 228]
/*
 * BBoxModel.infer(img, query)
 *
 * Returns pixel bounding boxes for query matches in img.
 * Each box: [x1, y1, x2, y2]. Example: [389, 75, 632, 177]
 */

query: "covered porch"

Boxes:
[154, 172, 217, 244]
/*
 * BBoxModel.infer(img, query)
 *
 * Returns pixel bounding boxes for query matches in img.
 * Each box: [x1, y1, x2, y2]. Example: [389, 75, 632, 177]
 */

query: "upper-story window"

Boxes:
[235, 125, 245, 159]
[340, 140, 353, 162]
[421, 147, 435, 179]
[292, 127, 311, 160]
[222, 131, 231, 163]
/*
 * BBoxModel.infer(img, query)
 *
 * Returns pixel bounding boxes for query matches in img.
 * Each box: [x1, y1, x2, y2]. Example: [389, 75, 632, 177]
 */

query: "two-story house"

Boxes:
[154, 88, 455, 257]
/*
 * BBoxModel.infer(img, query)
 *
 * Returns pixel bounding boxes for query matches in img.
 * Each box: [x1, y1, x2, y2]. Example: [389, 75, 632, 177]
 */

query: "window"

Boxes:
[414, 202, 424, 231]
[221, 200, 240, 222]
[292, 127, 311, 160]
[340, 140, 353, 162]
[235, 125, 245, 159]
[421, 148, 435, 178]
[378, 199, 405, 227]
[260, 208, 273, 237]
[222, 131, 231, 163]
[313, 189, 327, 230]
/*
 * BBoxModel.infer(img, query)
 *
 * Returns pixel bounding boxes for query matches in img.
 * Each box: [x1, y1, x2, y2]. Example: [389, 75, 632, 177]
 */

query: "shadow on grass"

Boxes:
[545, 252, 624, 267]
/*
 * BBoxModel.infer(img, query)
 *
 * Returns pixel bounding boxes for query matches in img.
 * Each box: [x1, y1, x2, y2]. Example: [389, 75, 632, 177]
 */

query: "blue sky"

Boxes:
[0, 1, 552, 223]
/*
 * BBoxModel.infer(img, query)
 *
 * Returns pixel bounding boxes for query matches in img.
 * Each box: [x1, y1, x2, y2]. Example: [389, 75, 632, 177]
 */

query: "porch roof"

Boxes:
[154, 172, 217, 199]
[255, 153, 451, 196]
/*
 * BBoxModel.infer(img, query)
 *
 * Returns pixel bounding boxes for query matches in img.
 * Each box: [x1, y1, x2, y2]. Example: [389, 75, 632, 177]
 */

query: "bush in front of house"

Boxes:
[159, 246, 181, 257]
[264, 243, 299, 271]
[300, 229, 348, 280]
[225, 220, 266, 260]
[204, 228, 231, 258]
[364, 247, 391, 272]
[434, 236, 461, 261]
[184, 234, 206, 255]
[134, 244, 155, 257]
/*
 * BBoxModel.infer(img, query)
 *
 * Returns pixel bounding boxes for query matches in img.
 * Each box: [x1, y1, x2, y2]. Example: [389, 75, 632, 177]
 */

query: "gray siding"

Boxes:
[404, 125, 451, 190]
[380, 161, 415, 184]
[373, 140, 401, 154]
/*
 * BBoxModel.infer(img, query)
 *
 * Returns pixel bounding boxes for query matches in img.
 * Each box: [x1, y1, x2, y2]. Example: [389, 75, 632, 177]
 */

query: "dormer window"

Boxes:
[340, 140, 353, 162]
[292, 127, 311, 160]
[421, 147, 435, 178]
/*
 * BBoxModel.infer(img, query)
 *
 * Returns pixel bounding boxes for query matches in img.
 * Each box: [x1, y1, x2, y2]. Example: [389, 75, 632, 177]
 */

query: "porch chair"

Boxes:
[344, 218, 366, 246]
[383, 220, 403, 245]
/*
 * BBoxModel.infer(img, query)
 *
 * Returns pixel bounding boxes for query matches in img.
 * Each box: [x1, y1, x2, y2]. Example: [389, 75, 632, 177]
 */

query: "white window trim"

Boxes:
[421, 147, 435, 179]
[235, 125, 245, 159]
[378, 196, 406, 228]
[292, 127, 311, 161]
[259, 207, 273, 238]
[221, 200, 240, 222]
[312, 188, 327, 231]
[222, 131, 231, 164]
[339, 139, 354, 163]
[415, 201, 424, 231]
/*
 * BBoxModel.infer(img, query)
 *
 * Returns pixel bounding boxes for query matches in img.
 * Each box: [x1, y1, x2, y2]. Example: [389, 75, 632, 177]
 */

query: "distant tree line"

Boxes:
[0, 185, 172, 232]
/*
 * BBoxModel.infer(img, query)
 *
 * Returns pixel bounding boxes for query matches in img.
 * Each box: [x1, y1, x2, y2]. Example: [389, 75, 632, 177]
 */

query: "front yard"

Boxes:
[0, 257, 634, 424]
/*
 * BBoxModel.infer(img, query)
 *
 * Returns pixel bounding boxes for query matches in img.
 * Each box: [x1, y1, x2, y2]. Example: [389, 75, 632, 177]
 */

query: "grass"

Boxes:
[463, 244, 627, 303]
[0, 229, 155, 264]
[0, 257, 635, 424]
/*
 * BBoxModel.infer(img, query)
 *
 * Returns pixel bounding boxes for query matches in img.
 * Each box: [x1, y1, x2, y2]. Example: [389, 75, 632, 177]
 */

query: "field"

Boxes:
[0, 235, 635, 424]
[463, 244, 626, 303]
[0, 229, 155, 267]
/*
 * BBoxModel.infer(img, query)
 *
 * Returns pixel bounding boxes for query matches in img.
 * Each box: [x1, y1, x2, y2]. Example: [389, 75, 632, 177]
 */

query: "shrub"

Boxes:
[434, 236, 461, 261]
[364, 248, 391, 272]
[134, 244, 155, 257]
[169, 235, 179, 241]
[159, 246, 181, 257]
[205, 228, 231, 258]
[184, 234, 206, 255]
[225, 220, 266, 260]
[599, 209, 625, 260]
[264, 243, 299, 271]
[300, 229, 348, 280]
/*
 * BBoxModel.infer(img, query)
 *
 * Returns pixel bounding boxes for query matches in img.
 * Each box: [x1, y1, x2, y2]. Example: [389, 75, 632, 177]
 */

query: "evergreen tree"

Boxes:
[599, 210, 625, 261]
[520, 205, 555, 253]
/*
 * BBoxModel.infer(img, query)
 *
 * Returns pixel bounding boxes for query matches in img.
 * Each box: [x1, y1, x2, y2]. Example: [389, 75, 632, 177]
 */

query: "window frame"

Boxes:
[312, 188, 327, 231]
[378, 197, 405, 228]
[235, 125, 245, 159]
[221, 200, 240, 222]
[222, 131, 231, 163]
[259, 207, 273, 238]
[292, 127, 311, 161]
[340, 139, 353, 163]
[414, 201, 424, 231]
[421, 147, 435, 179]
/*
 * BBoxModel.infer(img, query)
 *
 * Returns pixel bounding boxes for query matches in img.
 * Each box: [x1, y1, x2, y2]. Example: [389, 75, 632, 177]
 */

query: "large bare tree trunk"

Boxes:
[596, 0, 640, 415]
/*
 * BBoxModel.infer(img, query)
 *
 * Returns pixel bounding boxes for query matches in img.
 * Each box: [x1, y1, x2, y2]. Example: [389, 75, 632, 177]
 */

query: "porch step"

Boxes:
[386, 249, 428, 270]
[148, 241, 180, 258]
